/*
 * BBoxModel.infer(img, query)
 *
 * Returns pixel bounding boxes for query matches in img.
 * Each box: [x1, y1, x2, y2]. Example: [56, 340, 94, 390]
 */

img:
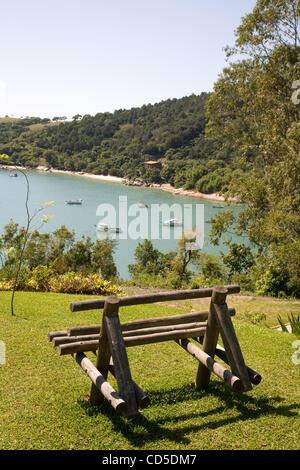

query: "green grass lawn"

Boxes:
[0, 291, 299, 450]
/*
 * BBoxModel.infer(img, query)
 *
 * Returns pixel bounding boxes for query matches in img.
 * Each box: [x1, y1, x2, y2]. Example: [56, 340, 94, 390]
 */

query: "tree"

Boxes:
[72, 114, 82, 121]
[91, 239, 118, 280]
[170, 230, 201, 280]
[0, 156, 54, 314]
[52, 116, 67, 122]
[128, 239, 164, 277]
[196, 253, 225, 280]
[206, 0, 300, 296]
[65, 236, 93, 273]
[221, 242, 254, 278]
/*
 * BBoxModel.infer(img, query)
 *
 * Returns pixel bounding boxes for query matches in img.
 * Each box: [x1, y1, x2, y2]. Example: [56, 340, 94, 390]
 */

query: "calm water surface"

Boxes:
[0, 169, 243, 278]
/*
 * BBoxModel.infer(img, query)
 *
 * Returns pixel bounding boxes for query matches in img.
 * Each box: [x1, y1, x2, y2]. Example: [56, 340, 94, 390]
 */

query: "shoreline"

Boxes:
[155, 183, 236, 202]
[1, 164, 235, 203]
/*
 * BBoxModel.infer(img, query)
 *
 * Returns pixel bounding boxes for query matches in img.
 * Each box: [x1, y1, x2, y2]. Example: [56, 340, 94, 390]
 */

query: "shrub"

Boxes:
[244, 310, 267, 326]
[48, 271, 123, 296]
[129, 271, 185, 289]
[231, 272, 255, 292]
[26, 265, 53, 291]
[0, 280, 13, 291]
[255, 263, 290, 297]
[0, 265, 30, 290]
[190, 274, 224, 289]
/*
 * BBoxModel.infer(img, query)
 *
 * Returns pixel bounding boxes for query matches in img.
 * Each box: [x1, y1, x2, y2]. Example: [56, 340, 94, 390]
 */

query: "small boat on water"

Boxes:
[9, 172, 18, 177]
[97, 223, 109, 232]
[138, 202, 148, 208]
[96, 224, 122, 234]
[163, 218, 183, 227]
[65, 199, 83, 205]
[213, 205, 224, 209]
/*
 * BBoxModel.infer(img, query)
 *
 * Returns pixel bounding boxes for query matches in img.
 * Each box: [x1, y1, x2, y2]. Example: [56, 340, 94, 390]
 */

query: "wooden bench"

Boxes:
[48, 285, 261, 418]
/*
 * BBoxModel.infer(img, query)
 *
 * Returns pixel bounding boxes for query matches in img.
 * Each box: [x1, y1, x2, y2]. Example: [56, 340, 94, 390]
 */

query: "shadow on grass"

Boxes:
[77, 381, 299, 447]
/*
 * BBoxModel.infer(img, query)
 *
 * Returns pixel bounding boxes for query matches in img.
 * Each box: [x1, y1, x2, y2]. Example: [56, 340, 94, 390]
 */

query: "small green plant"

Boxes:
[289, 313, 300, 338]
[278, 313, 300, 338]
[244, 310, 267, 325]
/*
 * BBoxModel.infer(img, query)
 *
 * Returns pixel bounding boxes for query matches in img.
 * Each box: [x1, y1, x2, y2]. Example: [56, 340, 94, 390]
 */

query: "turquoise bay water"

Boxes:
[0, 169, 242, 279]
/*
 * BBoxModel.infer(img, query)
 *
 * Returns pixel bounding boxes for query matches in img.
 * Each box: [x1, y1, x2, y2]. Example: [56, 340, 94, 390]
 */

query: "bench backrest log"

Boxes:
[69, 284, 241, 312]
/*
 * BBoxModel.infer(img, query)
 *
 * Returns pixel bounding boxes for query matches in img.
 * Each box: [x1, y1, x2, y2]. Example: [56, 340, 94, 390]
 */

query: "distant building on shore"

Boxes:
[143, 160, 162, 169]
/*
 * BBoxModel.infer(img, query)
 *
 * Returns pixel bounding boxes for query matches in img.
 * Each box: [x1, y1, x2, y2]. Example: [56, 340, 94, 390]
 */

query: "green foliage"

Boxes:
[64, 236, 93, 273]
[244, 310, 267, 326]
[91, 239, 118, 279]
[0, 93, 244, 194]
[255, 258, 292, 298]
[196, 253, 225, 280]
[47, 272, 123, 295]
[127, 271, 185, 290]
[288, 313, 300, 338]
[0, 264, 31, 290]
[128, 235, 202, 287]
[209, 210, 235, 246]
[26, 265, 53, 291]
[278, 313, 300, 338]
[190, 274, 223, 289]
[206, 0, 300, 298]
[190, 253, 226, 288]
[0, 279, 13, 291]
[221, 242, 254, 278]
[0, 265, 123, 296]
[277, 315, 290, 333]
[230, 272, 256, 293]
[128, 239, 176, 278]
[0, 222, 118, 282]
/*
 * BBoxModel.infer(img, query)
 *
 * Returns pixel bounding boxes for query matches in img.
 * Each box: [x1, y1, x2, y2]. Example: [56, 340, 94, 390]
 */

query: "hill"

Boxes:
[0, 94, 247, 194]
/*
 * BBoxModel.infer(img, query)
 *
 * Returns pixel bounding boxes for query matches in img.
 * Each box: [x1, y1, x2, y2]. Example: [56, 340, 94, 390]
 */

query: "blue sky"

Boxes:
[0, 0, 257, 119]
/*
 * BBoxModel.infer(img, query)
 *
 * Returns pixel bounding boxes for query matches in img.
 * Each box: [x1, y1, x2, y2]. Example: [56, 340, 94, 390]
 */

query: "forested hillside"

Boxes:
[0, 93, 247, 193]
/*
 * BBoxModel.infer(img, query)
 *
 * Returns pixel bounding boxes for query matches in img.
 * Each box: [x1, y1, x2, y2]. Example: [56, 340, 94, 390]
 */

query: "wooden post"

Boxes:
[108, 364, 150, 409]
[196, 287, 227, 389]
[74, 352, 127, 414]
[213, 301, 252, 392]
[214, 344, 261, 386]
[176, 339, 242, 392]
[102, 296, 139, 417]
[89, 298, 114, 405]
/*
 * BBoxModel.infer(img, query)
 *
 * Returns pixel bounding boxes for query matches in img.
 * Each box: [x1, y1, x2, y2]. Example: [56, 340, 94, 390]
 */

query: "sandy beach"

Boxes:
[1, 164, 235, 202]
[44, 167, 124, 184]
[157, 183, 235, 202]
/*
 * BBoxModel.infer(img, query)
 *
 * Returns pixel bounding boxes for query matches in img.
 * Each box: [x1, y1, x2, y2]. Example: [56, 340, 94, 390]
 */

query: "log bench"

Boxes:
[48, 285, 261, 418]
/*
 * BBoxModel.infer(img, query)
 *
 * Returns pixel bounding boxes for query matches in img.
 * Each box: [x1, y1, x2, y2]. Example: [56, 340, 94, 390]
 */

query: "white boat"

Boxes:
[96, 223, 122, 234]
[65, 199, 83, 205]
[138, 202, 148, 208]
[97, 223, 109, 232]
[163, 218, 183, 227]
